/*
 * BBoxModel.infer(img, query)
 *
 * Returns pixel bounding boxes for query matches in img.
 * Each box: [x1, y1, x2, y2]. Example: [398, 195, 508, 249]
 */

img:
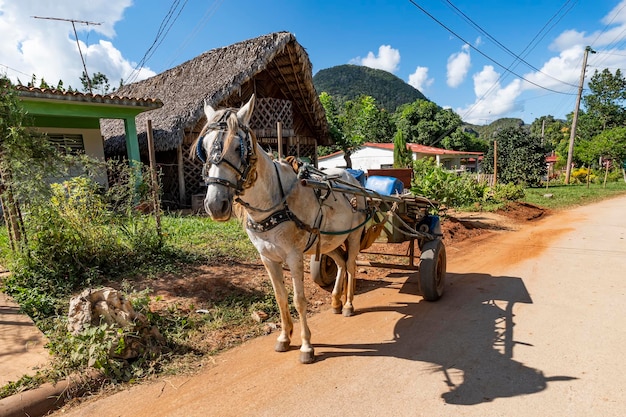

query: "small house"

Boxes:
[16, 86, 162, 186]
[101, 32, 330, 208]
[318, 142, 483, 174]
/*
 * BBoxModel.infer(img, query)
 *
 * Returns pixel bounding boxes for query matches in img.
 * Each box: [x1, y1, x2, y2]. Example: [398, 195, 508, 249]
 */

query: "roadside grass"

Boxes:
[523, 181, 626, 210]
[0, 212, 265, 399]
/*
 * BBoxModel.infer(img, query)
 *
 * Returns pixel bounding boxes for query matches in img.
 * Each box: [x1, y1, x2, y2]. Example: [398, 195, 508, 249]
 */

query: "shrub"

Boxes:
[411, 158, 524, 210]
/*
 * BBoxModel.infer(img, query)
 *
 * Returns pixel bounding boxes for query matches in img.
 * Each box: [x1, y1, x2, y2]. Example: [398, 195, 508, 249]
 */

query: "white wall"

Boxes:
[37, 127, 108, 186]
[318, 147, 394, 171]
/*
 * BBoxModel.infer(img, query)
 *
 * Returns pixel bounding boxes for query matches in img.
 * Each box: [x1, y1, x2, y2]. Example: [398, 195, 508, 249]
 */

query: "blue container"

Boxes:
[346, 168, 366, 186]
[365, 175, 404, 196]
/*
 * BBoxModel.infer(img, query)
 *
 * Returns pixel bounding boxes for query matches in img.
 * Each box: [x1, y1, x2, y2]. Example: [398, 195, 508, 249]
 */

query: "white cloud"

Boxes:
[408, 66, 433, 92]
[446, 44, 471, 88]
[0, 0, 155, 91]
[455, 65, 523, 124]
[350, 45, 400, 73]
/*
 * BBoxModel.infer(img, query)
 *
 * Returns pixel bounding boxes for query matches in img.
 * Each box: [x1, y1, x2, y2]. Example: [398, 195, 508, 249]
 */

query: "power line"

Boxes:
[407, 0, 576, 96]
[126, 0, 189, 84]
[0, 63, 31, 78]
[165, 0, 225, 68]
[443, 0, 579, 88]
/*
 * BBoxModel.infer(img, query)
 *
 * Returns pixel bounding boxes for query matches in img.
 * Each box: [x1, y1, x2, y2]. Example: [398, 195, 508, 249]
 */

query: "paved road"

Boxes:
[55, 195, 626, 416]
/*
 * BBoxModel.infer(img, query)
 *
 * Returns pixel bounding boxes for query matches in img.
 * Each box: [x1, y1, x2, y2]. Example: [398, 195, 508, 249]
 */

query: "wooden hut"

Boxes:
[101, 31, 329, 208]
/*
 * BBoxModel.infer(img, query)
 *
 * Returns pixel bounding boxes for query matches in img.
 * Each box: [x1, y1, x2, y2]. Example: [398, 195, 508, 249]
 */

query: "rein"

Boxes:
[197, 112, 368, 250]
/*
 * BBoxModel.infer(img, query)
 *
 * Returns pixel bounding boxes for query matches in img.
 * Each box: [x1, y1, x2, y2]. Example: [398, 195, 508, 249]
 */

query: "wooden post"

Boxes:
[146, 120, 162, 247]
[0, 170, 25, 250]
[277, 121, 283, 159]
[603, 161, 609, 189]
[177, 144, 185, 206]
[493, 140, 498, 186]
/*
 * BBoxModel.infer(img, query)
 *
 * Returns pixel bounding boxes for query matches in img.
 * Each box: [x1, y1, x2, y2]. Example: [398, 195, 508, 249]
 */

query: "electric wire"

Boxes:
[443, 0, 579, 88]
[126, 0, 189, 84]
[407, 0, 576, 96]
[165, 0, 225, 68]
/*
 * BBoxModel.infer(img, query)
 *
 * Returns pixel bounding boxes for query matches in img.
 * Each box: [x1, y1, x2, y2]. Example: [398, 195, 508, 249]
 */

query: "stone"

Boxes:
[67, 287, 164, 360]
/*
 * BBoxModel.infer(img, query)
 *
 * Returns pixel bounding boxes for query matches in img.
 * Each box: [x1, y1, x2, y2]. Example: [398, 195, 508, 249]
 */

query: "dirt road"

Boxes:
[55, 195, 626, 416]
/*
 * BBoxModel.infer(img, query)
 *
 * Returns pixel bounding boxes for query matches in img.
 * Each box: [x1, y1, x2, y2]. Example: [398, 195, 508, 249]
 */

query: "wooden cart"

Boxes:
[302, 176, 446, 302]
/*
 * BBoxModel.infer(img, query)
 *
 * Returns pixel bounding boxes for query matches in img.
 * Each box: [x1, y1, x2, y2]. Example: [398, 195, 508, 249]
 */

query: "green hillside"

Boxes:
[313, 64, 427, 112]
[464, 118, 527, 140]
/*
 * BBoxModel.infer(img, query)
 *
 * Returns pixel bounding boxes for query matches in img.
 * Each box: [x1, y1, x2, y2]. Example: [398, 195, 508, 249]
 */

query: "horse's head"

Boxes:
[195, 94, 256, 221]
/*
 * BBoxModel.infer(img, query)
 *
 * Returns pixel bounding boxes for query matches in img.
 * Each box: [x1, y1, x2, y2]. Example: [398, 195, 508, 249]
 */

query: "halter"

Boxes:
[196, 110, 257, 194]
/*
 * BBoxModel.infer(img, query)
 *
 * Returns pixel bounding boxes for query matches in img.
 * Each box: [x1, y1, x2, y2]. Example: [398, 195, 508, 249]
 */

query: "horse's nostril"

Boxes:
[220, 200, 229, 215]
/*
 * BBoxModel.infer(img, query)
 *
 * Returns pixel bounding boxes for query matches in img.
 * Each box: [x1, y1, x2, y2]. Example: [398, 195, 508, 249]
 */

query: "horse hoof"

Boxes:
[275, 341, 290, 352]
[299, 349, 315, 364]
[342, 306, 354, 317]
[332, 307, 342, 314]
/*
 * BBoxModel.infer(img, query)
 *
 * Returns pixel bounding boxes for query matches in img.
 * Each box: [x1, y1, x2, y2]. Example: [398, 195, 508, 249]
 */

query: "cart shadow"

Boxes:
[314, 271, 576, 405]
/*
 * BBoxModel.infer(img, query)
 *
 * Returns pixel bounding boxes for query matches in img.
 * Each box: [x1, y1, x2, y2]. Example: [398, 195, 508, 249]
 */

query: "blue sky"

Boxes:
[2, 0, 626, 125]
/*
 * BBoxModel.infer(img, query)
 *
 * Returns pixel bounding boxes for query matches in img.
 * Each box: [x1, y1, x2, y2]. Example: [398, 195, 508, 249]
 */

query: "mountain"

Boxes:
[313, 64, 427, 111]
[464, 118, 528, 139]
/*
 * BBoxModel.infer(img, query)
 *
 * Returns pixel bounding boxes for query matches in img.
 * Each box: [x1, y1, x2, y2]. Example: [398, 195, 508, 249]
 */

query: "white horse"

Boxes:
[193, 95, 368, 363]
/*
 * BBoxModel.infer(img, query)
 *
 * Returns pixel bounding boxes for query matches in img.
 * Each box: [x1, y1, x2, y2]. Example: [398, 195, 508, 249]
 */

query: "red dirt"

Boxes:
[119, 202, 548, 355]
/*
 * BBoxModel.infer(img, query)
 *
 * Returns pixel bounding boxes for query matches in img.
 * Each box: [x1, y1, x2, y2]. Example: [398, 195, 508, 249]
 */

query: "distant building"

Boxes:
[318, 142, 483, 173]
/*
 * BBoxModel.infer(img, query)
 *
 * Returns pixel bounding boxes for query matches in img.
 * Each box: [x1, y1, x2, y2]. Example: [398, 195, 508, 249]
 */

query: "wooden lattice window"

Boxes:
[251, 98, 293, 129]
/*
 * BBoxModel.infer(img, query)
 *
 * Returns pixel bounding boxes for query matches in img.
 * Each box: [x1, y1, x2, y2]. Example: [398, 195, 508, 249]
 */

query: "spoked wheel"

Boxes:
[310, 254, 338, 288]
[419, 238, 446, 301]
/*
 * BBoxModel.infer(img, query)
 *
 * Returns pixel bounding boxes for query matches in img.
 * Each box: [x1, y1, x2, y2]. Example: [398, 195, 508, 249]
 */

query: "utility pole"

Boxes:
[565, 46, 595, 184]
[32, 16, 101, 93]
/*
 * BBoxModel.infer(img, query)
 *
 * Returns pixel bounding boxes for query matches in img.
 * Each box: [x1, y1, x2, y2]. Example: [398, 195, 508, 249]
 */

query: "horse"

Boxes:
[192, 95, 368, 363]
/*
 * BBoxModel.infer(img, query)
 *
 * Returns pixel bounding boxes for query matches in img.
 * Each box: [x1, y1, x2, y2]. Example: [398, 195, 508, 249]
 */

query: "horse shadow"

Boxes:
[314, 271, 576, 405]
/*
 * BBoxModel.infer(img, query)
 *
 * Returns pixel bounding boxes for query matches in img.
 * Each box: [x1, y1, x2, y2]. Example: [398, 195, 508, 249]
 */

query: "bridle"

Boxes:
[196, 110, 257, 195]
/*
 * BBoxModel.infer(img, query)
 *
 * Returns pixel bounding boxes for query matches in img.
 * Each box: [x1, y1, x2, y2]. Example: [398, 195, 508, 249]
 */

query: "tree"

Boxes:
[0, 77, 71, 248]
[393, 99, 482, 151]
[583, 68, 626, 131]
[81, 71, 111, 95]
[529, 115, 567, 153]
[393, 130, 412, 168]
[578, 126, 626, 167]
[319, 93, 392, 168]
[481, 126, 547, 186]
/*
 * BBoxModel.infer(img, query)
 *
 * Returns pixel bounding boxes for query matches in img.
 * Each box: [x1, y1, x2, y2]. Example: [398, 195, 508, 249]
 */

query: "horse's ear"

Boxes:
[237, 94, 255, 126]
[204, 100, 217, 122]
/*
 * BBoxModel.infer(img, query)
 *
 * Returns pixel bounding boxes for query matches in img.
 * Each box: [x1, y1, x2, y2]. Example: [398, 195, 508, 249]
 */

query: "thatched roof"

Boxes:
[102, 31, 329, 154]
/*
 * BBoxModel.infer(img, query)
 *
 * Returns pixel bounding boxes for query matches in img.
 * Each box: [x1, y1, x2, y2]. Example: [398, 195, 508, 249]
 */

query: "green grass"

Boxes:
[523, 181, 626, 210]
[162, 214, 257, 263]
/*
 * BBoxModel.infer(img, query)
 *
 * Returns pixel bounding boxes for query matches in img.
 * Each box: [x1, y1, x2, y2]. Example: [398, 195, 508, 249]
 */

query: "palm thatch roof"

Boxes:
[102, 31, 329, 155]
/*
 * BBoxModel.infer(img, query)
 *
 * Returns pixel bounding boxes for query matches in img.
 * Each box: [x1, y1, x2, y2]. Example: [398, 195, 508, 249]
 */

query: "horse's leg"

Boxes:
[327, 249, 347, 314]
[260, 256, 293, 353]
[342, 231, 362, 317]
[286, 252, 315, 364]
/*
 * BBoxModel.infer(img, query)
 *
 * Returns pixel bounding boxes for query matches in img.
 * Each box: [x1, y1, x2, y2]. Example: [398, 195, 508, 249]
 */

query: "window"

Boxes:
[47, 134, 85, 155]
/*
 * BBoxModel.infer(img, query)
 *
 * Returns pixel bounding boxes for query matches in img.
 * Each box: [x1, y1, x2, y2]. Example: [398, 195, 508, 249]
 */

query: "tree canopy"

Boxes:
[481, 126, 547, 187]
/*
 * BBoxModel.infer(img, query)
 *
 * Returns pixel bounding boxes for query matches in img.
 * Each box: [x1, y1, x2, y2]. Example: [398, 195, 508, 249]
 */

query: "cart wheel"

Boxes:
[419, 238, 446, 301]
[310, 254, 338, 287]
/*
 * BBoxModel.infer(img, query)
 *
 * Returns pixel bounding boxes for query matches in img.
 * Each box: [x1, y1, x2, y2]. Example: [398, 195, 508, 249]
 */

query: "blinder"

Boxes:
[198, 111, 255, 194]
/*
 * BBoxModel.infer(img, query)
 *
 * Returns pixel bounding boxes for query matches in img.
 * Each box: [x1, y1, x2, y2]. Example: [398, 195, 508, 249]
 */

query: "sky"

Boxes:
[2, 0, 626, 125]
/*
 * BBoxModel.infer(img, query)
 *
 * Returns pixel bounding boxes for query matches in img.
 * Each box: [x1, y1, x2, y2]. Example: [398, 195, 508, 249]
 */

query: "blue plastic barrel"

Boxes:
[365, 175, 404, 196]
[346, 168, 366, 186]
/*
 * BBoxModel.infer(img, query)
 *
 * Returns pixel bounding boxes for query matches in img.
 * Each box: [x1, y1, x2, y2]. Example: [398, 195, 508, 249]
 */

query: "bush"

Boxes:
[2, 168, 164, 319]
[411, 158, 524, 210]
